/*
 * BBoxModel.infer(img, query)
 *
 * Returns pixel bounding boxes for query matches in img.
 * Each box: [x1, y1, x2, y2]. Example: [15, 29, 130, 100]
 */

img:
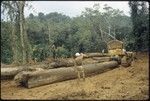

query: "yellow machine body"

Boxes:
[107, 40, 125, 56]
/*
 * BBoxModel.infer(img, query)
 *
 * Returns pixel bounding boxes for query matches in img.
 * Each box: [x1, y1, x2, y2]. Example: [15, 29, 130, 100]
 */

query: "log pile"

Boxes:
[14, 61, 118, 88]
[1, 59, 98, 80]
[1, 52, 115, 80]
[1, 52, 123, 88]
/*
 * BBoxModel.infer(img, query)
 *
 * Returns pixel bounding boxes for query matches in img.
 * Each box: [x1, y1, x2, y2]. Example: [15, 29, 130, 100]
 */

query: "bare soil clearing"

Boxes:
[1, 53, 149, 100]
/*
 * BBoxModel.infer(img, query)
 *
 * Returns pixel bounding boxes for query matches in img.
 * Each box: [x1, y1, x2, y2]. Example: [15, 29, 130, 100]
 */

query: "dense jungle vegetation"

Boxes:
[1, 1, 149, 64]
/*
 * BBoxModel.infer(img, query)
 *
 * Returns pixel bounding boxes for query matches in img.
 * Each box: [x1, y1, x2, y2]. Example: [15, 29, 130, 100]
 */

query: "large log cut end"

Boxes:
[14, 61, 118, 88]
[14, 71, 31, 87]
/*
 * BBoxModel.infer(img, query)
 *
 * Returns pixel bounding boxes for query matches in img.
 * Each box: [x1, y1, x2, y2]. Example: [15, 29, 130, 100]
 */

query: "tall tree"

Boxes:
[129, 1, 149, 51]
[1, 1, 32, 64]
[1, 1, 21, 64]
[18, 1, 26, 64]
[18, 1, 32, 64]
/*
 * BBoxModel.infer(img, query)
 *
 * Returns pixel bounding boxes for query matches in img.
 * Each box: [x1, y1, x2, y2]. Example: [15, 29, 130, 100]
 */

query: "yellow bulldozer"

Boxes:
[107, 40, 136, 67]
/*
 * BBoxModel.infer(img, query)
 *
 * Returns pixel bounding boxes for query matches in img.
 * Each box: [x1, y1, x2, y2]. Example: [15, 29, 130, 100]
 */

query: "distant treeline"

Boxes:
[1, 1, 149, 64]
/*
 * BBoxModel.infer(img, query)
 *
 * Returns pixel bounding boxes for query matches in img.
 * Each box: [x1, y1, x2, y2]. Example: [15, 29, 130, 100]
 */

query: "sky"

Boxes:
[24, 1, 131, 17]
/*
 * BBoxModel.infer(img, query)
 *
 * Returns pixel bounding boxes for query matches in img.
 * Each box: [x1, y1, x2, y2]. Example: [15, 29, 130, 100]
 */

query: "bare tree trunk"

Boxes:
[23, 13, 32, 63]
[18, 1, 27, 64]
[11, 24, 18, 64]
[9, 10, 20, 64]
[18, 1, 32, 64]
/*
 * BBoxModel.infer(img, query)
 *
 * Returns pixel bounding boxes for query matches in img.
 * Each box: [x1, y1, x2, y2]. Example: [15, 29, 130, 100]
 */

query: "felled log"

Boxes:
[14, 61, 118, 88]
[49, 58, 101, 68]
[1, 67, 23, 80]
[1, 63, 17, 68]
[92, 57, 111, 62]
[83, 53, 110, 58]
[50, 59, 75, 68]
[1, 66, 45, 80]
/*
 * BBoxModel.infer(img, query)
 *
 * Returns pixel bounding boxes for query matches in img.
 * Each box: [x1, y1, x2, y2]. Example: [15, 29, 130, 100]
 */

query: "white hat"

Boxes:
[75, 53, 80, 57]
[102, 49, 105, 53]
[123, 49, 126, 52]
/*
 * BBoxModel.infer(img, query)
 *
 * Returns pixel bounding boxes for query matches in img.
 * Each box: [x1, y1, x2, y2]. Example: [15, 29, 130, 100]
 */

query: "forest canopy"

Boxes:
[1, 1, 149, 64]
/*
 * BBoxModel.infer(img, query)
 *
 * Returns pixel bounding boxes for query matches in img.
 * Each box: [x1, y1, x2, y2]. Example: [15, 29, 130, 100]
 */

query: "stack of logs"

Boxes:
[1, 53, 120, 88]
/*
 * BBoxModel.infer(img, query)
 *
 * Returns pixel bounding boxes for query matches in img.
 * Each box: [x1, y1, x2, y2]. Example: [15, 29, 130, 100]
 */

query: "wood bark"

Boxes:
[14, 61, 118, 88]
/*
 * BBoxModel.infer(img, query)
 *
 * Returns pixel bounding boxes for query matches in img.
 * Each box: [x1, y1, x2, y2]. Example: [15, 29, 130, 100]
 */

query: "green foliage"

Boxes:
[55, 46, 70, 58]
[32, 44, 50, 62]
[1, 3, 149, 64]
[1, 22, 13, 64]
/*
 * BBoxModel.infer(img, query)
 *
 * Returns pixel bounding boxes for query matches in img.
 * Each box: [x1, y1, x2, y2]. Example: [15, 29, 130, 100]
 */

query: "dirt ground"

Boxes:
[1, 52, 149, 100]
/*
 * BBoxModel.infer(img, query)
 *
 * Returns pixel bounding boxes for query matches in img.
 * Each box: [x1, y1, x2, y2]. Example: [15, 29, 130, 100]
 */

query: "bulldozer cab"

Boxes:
[107, 40, 125, 56]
